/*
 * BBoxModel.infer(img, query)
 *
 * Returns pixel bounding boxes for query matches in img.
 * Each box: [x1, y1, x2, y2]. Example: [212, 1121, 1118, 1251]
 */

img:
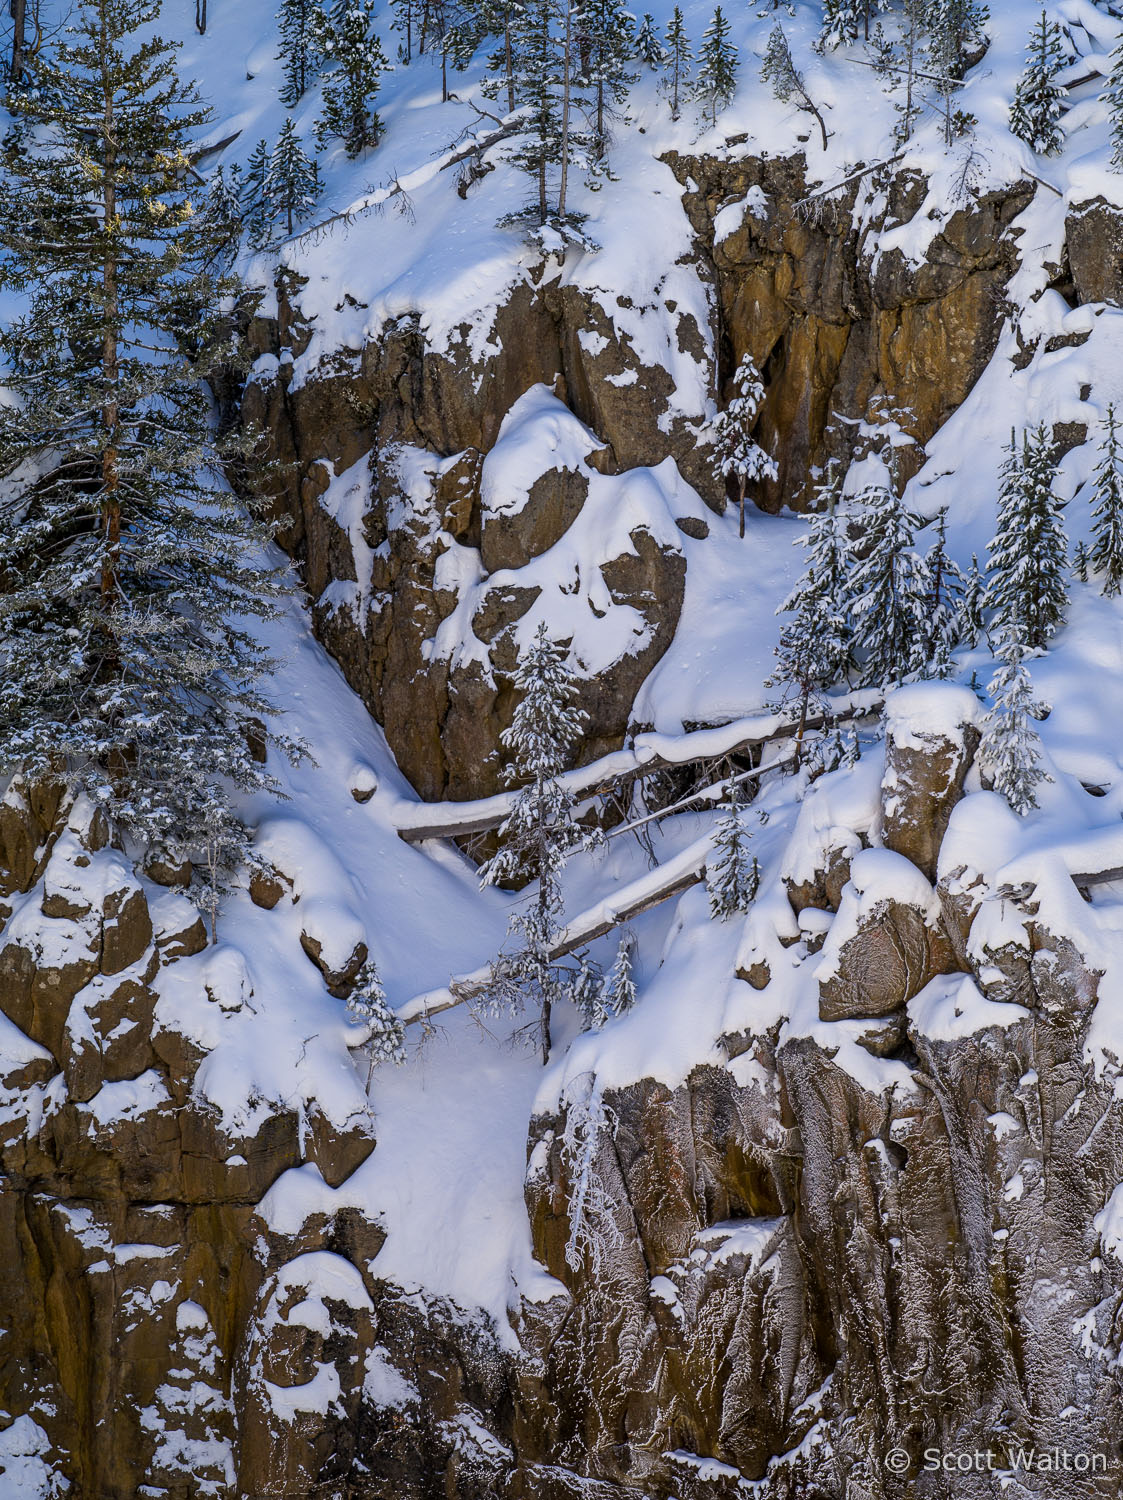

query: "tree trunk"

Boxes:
[9, 0, 24, 83]
[100, 3, 120, 616]
[195, 0, 207, 34]
[557, 0, 573, 219]
[738, 480, 746, 539]
[504, 15, 515, 112]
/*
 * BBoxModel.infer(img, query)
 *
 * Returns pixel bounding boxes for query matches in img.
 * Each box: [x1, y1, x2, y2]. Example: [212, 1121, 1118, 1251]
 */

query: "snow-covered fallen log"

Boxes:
[390, 689, 882, 844]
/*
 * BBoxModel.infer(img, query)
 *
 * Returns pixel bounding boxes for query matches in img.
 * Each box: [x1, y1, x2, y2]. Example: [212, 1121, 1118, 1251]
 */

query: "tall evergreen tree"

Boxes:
[926, 0, 987, 82]
[767, 462, 852, 760]
[318, 1, 388, 156]
[662, 6, 691, 120]
[984, 425, 1068, 651]
[480, 624, 598, 1062]
[924, 508, 966, 675]
[578, 0, 637, 165]
[762, 24, 828, 151]
[634, 13, 666, 69]
[710, 353, 777, 538]
[277, 0, 330, 106]
[848, 456, 932, 687]
[494, 0, 596, 251]
[573, 952, 609, 1029]
[266, 117, 322, 235]
[1089, 403, 1123, 597]
[695, 6, 737, 127]
[979, 632, 1051, 814]
[241, 137, 273, 248]
[1009, 8, 1066, 156]
[0, 0, 296, 888]
[480, 0, 519, 111]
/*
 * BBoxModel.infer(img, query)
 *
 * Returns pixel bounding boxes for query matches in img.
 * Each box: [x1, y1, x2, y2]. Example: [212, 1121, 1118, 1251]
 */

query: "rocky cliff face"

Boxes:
[243, 154, 1033, 803]
[3, 148, 1123, 1500]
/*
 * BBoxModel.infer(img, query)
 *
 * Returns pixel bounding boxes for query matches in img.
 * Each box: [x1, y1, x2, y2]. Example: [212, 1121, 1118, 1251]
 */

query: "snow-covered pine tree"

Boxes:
[695, 6, 737, 127]
[662, 6, 692, 119]
[984, 425, 1068, 651]
[848, 456, 932, 687]
[1010, 7, 1066, 156]
[277, 0, 330, 106]
[1105, 31, 1123, 170]
[346, 958, 407, 1084]
[601, 932, 637, 1014]
[318, 1, 388, 156]
[710, 353, 777, 538]
[766, 461, 852, 760]
[1073, 538, 1089, 583]
[495, 0, 596, 252]
[924, 508, 966, 675]
[0, 0, 296, 889]
[480, 623, 598, 1062]
[267, 117, 322, 234]
[1089, 402, 1123, 596]
[979, 631, 1051, 814]
[817, 0, 860, 53]
[961, 552, 985, 647]
[707, 792, 760, 920]
[926, 0, 987, 82]
[578, 0, 637, 164]
[634, 13, 666, 69]
[762, 23, 828, 150]
[241, 137, 273, 248]
[203, 163, 244, 268]
[480, 0, 519, 111]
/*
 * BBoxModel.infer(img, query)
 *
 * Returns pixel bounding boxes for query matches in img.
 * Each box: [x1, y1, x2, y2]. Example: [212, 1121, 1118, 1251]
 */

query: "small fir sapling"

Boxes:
[346, 958, 407, 1084]
[710, 353, 777, 538]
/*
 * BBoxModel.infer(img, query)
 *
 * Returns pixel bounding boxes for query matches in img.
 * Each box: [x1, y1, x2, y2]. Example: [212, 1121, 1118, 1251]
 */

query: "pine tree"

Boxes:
[634, 13, 666, 69]
[817, 0, 860, 52]
[346, 958, 406, 1083]
[1009, 8, 1066, 157]
[202, 163, 244, 268]
[318, 1, 388, 156]
[710, 354, 777, 538]
[573, 953, 609, 1029]
[241, 137, 273, 248]
[762, 24, 828, 151]
[1073, 538, 1089, 584]
[1089, 403, 1123, 596]
[707, 794, 760, 920]
[924, 508, 967, 675]
[578, 0, 637, 164]
[979, 632, 1051, 814]
[848, 456, 932, 687]
[961, 552, 985, 647]
[0, 0, 296, 888]
[266, 117, 322, 235]
[480, 624, 599, 1062]
[1105, 32, 1123, 170]
[695, 6, 737, 128]
[984, 425, 1068, 651]
[277, 0, 330, 106]
[662, 6, 691, 120]
[767, 462, 852, 761]
[927, 0, 987, 82]
[480, 0, 519, 111]
[601, 932, 637, 1014]
[495, 0, 596, 252]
